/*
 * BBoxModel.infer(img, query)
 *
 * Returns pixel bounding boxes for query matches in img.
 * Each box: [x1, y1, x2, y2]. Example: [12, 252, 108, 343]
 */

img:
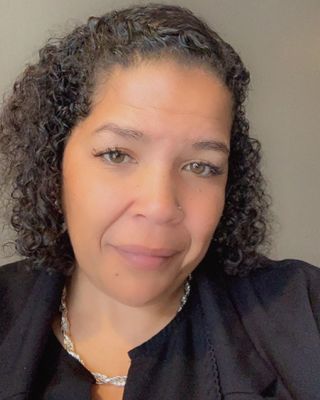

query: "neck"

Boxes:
[65, 267, 186, 348]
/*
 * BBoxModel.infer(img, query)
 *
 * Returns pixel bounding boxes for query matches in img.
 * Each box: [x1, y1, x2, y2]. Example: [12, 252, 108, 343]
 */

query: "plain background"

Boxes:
[0, 0, 319, 267]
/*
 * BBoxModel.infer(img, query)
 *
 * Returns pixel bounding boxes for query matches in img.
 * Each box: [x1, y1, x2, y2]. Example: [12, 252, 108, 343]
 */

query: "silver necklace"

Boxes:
[60, 276, 191, 387]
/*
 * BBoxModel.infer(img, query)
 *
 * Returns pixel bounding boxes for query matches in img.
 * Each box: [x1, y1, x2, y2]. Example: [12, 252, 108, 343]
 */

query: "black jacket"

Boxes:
[1, 258, 320, 400]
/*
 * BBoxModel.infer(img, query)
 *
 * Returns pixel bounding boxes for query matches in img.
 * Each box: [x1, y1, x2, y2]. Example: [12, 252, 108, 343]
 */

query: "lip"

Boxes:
[111, 244, 180, 270]
[114, 244, 179, 257]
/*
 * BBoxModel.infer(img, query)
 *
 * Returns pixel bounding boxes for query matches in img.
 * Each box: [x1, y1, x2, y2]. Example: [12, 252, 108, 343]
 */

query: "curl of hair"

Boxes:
[0, 3, 271, 276]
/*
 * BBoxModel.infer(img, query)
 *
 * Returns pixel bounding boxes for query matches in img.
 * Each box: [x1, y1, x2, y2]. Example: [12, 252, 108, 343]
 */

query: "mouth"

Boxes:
[111, 244, 180, 270]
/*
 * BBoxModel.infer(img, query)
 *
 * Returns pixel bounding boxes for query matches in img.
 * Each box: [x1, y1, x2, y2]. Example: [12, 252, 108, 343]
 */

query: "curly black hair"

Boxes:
[0, 3, 271, 276]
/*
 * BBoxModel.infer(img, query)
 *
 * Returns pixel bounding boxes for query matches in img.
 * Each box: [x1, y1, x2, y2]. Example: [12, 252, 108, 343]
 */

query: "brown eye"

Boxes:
[190, 162, 205, 175]
[108, 150, 126, 163]
[99, 148, 132, 164]
[184, 161, 223, 177]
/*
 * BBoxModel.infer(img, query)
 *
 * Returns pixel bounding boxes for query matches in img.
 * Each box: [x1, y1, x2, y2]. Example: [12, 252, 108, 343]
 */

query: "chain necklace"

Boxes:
[60, 276, 191, 386]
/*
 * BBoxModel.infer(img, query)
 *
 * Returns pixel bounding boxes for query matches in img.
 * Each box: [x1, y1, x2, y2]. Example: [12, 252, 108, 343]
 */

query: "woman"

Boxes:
[0, 3, 319, 400]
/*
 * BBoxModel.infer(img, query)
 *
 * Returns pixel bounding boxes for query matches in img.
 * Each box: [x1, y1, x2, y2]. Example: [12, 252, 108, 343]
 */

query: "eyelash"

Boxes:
[93, 147, 223, 178]
[184, 162, 223, 177]
[93, 147, 134, 164]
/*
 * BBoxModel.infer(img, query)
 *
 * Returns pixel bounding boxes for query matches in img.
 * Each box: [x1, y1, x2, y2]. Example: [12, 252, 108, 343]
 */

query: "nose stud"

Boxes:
[177, 205, 183, 211]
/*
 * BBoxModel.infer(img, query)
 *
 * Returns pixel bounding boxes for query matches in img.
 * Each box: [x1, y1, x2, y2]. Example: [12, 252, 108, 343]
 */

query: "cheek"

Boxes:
[62, 163, 128, 238]
[186, 186, 225, 249]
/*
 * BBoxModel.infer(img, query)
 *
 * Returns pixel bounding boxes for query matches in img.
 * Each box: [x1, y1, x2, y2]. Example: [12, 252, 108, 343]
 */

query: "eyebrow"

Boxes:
[93, 122, 230, 155]
[192, 140, 229, 155]
[93, 123, 143, 141]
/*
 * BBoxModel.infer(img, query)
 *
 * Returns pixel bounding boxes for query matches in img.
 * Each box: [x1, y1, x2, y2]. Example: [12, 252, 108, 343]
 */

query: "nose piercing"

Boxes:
[177, 205, 183, 211]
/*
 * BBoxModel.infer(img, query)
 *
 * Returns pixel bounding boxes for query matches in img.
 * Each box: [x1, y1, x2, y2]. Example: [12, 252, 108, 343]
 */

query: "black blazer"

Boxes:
[1, 258, 320, 400]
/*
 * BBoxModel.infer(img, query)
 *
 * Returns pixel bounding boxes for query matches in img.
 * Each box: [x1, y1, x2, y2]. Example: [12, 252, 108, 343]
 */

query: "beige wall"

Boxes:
[1, 0, 319, 267]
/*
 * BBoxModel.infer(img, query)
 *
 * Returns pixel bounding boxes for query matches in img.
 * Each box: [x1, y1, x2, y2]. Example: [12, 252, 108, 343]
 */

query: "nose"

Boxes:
[133, 167, 184, 225]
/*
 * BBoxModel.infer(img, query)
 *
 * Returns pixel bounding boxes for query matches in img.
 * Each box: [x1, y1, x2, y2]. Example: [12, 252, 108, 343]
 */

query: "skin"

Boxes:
[56, 59, 233, 398]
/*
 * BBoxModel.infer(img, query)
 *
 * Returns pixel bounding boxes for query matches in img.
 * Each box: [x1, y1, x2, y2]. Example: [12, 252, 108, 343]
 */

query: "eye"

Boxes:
[93, 147, 133, 164]
[184, 161, 223, 177]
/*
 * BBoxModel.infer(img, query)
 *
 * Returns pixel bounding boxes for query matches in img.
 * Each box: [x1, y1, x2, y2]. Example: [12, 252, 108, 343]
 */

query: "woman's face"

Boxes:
[62, 60, 233, 307]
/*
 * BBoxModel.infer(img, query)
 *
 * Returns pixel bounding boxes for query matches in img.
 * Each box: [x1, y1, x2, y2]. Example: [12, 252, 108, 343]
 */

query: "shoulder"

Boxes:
[230, 258, 320, 298]
[226, 258, 320, 328]
[248, 257, 320, 281]
[0, 259, 49, 302]
[0, 259, 43, 297]
[0, 259, 64, 339]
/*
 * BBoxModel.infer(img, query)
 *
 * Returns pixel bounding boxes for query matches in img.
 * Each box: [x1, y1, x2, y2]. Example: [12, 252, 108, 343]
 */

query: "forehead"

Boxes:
[95, 60, 232, 113]
[78, 60, 233, 144]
